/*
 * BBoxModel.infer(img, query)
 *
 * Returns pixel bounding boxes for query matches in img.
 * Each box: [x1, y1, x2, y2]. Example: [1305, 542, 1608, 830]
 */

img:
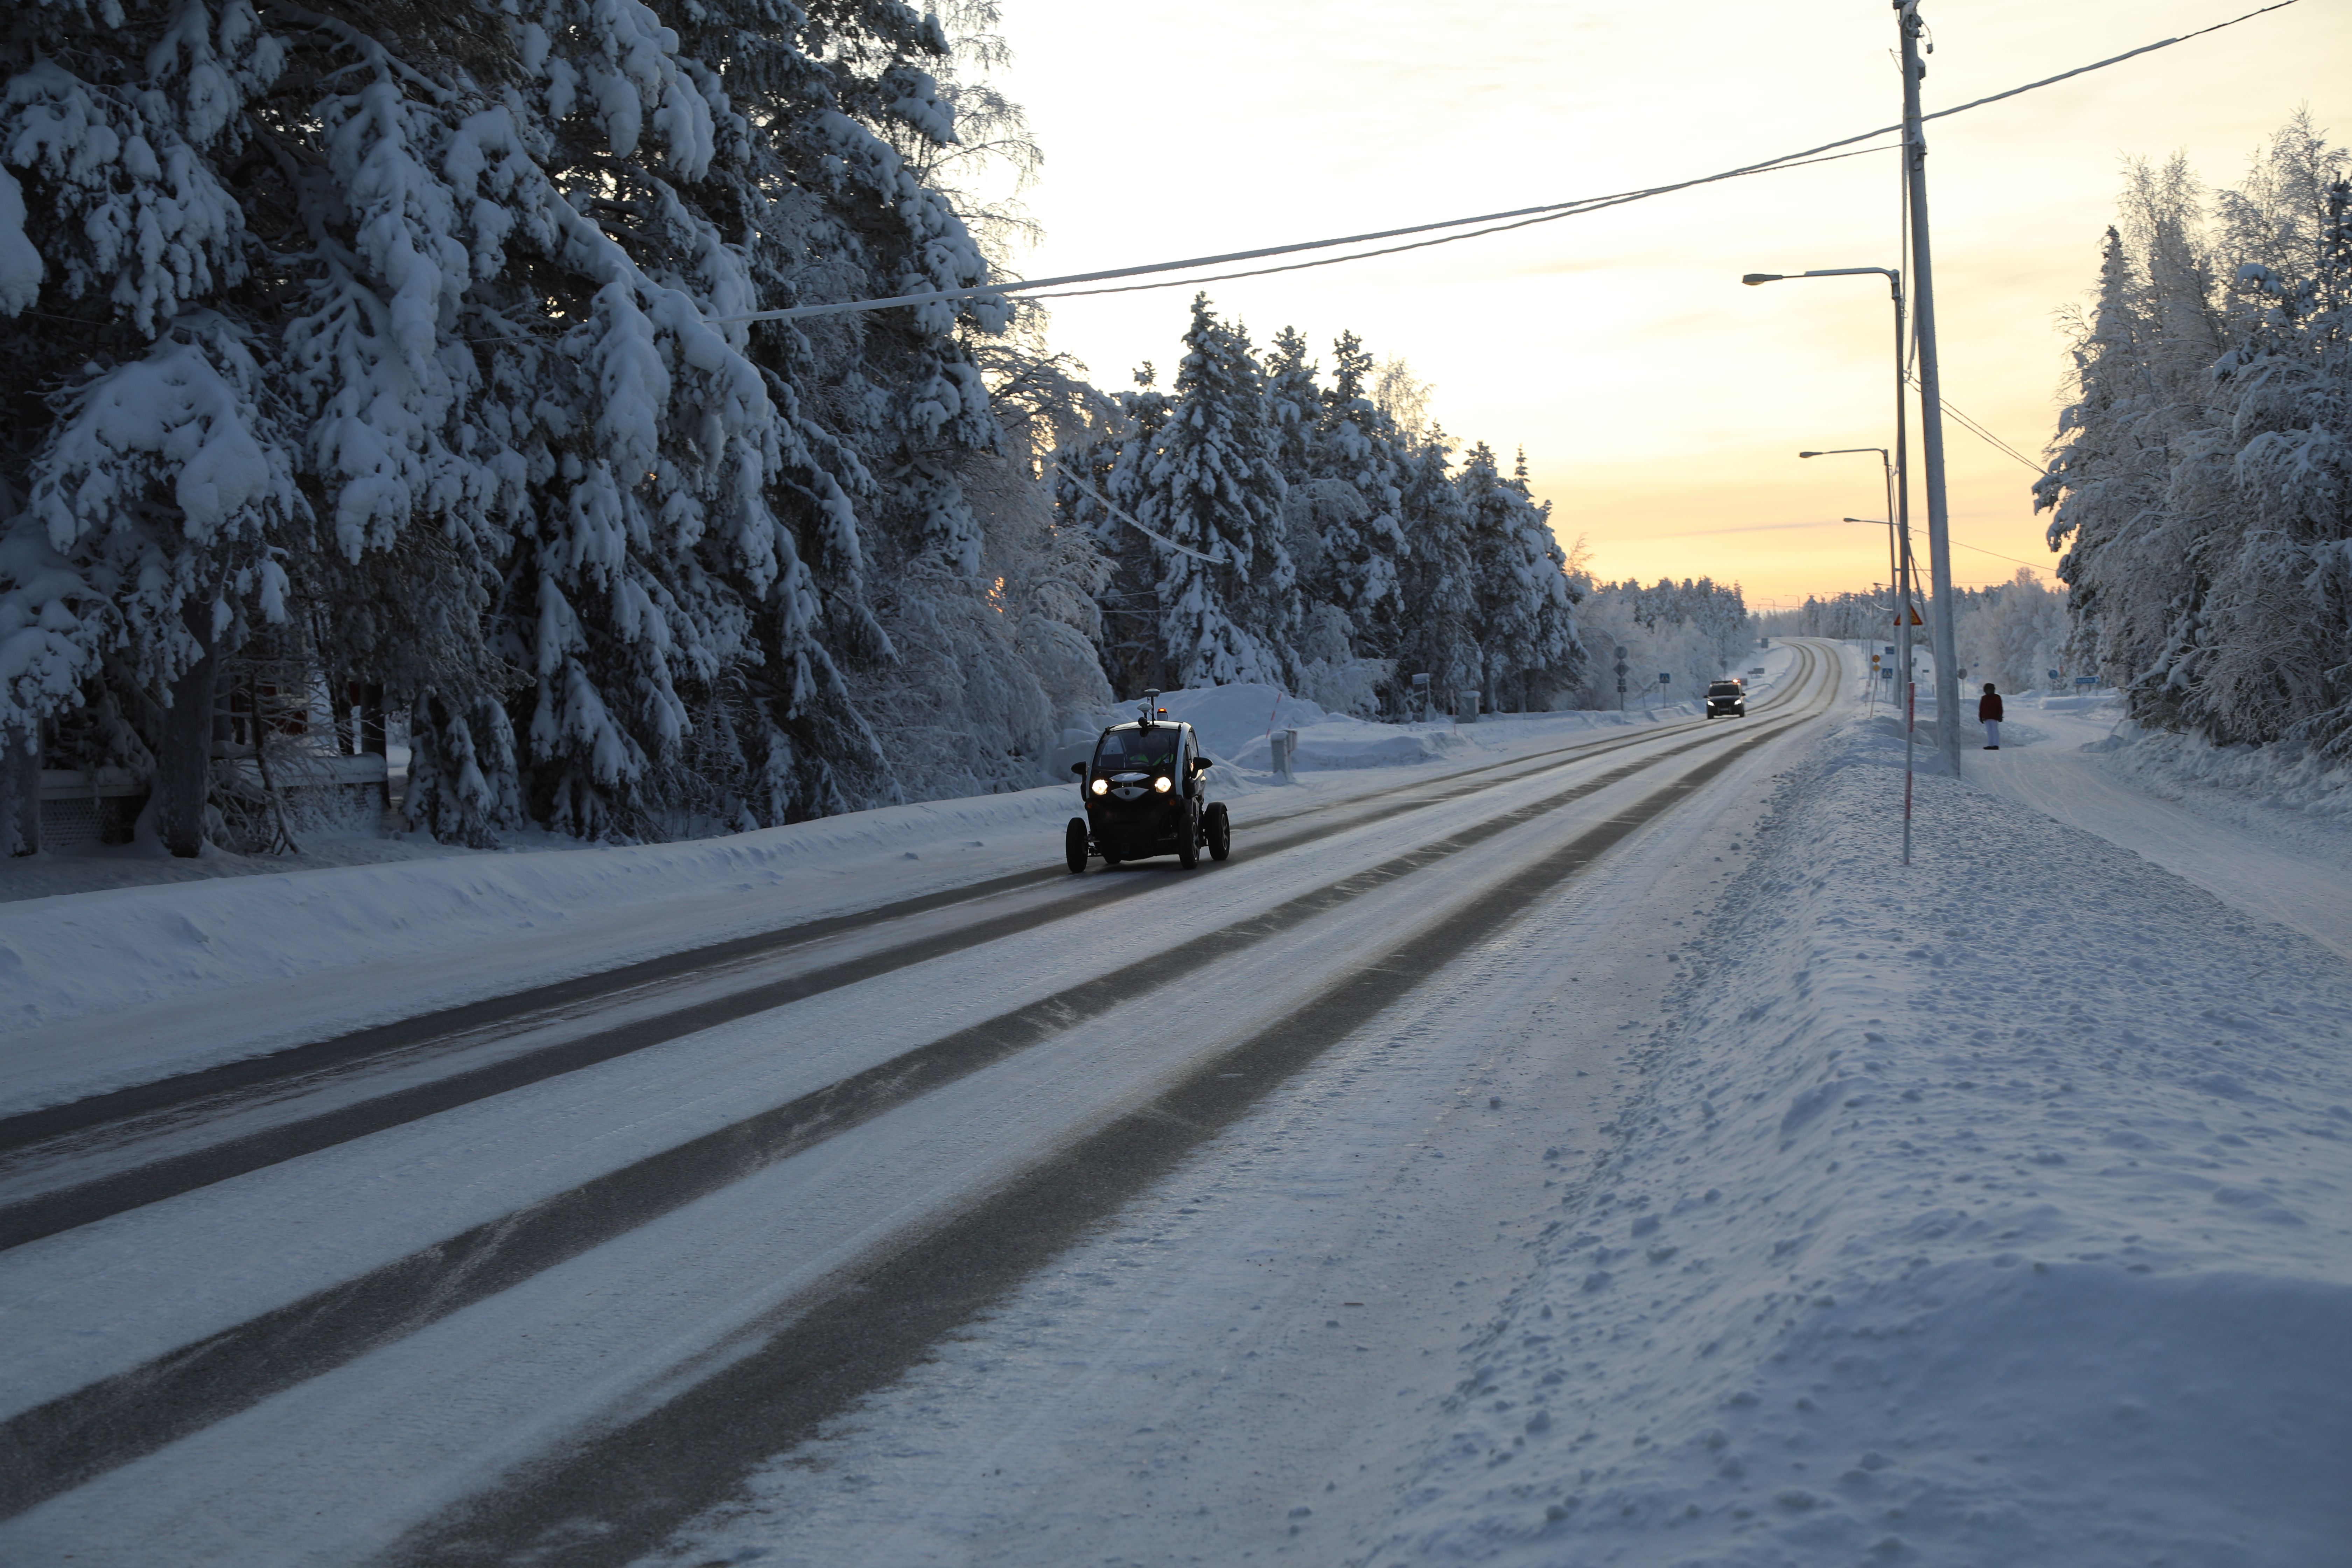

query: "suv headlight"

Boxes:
[1090, 777, 1108, 796]
[1152, 775, 1172, 793]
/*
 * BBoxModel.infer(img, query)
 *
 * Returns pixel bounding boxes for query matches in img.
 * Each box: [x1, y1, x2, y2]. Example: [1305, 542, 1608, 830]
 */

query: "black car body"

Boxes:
[1065, 699, 1230, 871]
[1705, 679, 1746, 718]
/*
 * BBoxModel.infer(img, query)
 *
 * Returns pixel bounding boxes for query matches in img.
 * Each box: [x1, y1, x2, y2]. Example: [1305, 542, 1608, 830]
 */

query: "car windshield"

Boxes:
[1094, 727, 1181, 773]
[1708, 682, 1741, 696]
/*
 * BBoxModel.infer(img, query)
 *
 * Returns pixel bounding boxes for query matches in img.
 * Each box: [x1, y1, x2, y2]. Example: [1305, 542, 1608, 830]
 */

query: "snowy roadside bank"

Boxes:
[1373, 705, 2352, 1564]
[0, 682, 1770, 1112]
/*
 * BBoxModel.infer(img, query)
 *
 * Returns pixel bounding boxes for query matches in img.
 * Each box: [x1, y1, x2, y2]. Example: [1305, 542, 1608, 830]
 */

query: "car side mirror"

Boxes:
[1194, 757, 1213, 771]
[1070, 762, 1085, 776]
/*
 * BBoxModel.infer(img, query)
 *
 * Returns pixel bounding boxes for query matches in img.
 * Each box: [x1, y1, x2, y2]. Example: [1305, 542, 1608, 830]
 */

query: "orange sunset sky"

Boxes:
[992, 0, 2352, 612]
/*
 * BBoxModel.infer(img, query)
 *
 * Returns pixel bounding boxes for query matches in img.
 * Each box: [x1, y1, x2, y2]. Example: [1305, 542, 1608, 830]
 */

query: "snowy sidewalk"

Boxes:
[1971, 698, 2352, 961]
[1372, 701, 2352, 1565]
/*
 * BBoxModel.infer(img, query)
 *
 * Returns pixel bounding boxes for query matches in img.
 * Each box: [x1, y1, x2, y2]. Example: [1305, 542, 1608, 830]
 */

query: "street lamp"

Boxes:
[1745, 265, 1919, 863]
[1801, 447, 1901, 635]
[1840, 513, 1899, 639]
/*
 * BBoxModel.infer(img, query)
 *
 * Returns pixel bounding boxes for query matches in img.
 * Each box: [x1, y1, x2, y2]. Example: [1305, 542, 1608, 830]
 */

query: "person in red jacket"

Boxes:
[1979, 682, 2004, 749]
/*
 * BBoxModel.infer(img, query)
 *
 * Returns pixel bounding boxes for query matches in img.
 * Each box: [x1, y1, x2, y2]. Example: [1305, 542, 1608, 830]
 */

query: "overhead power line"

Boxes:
[1052, 466, 1219, 563]
[1948, 537, 2060, 576]
[1905, 375, 2044, 472]
[714, 0, 2299, 328]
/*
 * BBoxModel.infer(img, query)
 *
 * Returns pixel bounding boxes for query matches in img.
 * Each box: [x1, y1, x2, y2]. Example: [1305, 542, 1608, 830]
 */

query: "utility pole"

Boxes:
[1898, 0, 1961, 779]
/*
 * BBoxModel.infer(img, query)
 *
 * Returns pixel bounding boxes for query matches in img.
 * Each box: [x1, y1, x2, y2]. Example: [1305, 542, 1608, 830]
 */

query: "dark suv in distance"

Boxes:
[1065, 693, 1231, 872]
[1705, 678, 1746, 718]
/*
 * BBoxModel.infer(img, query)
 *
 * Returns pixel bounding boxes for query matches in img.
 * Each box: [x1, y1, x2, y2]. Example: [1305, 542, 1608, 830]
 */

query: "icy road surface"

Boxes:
[0, 649, 1834, 1563]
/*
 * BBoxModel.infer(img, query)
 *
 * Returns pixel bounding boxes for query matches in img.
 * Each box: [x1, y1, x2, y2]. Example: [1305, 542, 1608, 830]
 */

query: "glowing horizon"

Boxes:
[993, 0, 2350, 612]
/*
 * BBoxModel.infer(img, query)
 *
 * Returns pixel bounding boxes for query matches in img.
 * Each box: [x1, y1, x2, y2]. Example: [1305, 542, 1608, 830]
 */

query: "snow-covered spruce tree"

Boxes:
[1054, 362, 1172, 700]
[857, 317, 1118, 800]
[1123, 295, 1296, 689]
[1569, 577, 1751, 708]
[2037, 213, 2213, 719]
[0, 2, 306, 855]
[812, 2, 1116, 799]
[1, 0, 1036, 849]
[2192, 175, 2352, 749]
[1390, 427, 1481, 706]
[1309, 331, 1409, 659]
[1461, 444, 1580, 710]
[2039, 117, 2350, 750]
[1952, 569, 2071, 693]
[1255, 326, 1405, 713]
[1757, 592, 1885, 642]
[459, 0, 1010, 837]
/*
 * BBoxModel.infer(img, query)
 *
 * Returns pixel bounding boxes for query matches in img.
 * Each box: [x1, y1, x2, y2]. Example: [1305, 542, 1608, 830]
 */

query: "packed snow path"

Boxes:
[1966, 704, 2352, 962]
[0, 648, 1839, 1564]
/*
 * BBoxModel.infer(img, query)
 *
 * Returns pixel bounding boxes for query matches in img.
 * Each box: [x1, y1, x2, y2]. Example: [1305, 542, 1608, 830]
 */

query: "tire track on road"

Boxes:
[0, 706, 1741, 1160]
[0, 666, 1815, 1251]
[394, 662, 1837, 1568]
[0, 654, 1832, 1521]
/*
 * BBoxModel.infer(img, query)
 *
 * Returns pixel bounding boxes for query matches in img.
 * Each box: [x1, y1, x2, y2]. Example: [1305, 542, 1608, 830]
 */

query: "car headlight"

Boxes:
[1090, 777, 1108, 796]
[1152, 775, 1172, 793]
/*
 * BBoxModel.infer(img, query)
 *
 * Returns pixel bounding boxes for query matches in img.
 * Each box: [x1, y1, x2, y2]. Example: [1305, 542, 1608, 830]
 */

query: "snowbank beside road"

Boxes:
[1378, 705, 2352, 1565]
[2099, 724, 2352, 824]
[0, 788, 1079, 1042]
[1069, 683, 1475, 771]
[0, 697, 1698, 1106]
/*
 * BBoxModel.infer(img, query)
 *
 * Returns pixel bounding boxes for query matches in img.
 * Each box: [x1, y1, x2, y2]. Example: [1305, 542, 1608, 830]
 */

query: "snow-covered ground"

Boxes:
[1367, 688, 2352, 1566]
[1968, 693, 2352, 961]
[0, 658, 1798, 1113]
[631, 649, 2352, 1567]
[0, 648, 1829, 1567]
[13, 642, 2340, 1567]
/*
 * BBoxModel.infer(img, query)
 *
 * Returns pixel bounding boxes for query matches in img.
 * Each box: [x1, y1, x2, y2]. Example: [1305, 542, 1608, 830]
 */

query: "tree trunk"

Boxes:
[1, 722, 37, 857]
[362, 681, 389, 811]
[155, 607, 218, 859]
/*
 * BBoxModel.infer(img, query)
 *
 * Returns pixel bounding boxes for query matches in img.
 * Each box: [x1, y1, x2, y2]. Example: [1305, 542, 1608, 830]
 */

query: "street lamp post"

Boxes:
[1740, 267, 1913, 687]
[1740, 268, 1919, 865]
[1800, 443, 1916, 695]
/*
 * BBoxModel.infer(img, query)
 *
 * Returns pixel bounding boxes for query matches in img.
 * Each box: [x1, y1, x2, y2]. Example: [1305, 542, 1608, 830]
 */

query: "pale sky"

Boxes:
[989, 0, 2352, 611]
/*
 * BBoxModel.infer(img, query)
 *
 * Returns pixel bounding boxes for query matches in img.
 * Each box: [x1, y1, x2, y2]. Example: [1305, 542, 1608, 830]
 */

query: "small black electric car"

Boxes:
[1705, 678, 1746, 718]
[1065, 691, 1231, 872]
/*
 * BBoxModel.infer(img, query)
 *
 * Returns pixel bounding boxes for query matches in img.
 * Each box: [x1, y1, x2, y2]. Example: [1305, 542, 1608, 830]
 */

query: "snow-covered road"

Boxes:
[8, 642, 2346, 1568]
[0, 647, 1839, 1564]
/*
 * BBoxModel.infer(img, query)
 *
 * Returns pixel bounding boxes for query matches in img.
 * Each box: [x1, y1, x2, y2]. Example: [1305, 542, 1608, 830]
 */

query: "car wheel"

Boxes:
[1204, 802, 1231, 862]
[1176, 799, 1201, 868]
[1064, 817, 1089, 874]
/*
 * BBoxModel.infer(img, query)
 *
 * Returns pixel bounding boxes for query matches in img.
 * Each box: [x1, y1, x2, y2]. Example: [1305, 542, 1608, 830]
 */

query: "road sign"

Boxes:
[1658, 672, 1671, 684]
